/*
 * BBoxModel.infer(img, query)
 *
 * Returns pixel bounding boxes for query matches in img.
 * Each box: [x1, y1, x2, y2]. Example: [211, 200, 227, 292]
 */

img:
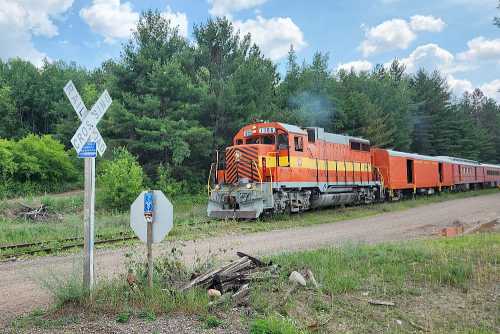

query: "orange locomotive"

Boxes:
[208, 122, 500, 219]
[208, 122, 382, 218]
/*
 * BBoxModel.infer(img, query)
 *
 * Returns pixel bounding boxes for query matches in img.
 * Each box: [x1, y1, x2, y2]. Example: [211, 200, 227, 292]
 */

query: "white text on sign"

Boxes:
[70, 90, 112, 154]
[64, 81, 107, 156]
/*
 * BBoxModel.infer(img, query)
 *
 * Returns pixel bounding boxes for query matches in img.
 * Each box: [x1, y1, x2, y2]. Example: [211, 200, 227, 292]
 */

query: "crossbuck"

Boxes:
[64, 81, 111, 156]
[63, 80, 112, 289]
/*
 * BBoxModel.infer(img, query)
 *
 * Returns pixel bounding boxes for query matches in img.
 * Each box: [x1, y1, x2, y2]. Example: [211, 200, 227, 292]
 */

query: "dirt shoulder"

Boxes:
[1, 192, 499, 327]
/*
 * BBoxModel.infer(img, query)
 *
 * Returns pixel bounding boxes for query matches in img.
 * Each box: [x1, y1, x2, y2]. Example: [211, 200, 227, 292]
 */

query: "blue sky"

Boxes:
[1, 0, 499, 100]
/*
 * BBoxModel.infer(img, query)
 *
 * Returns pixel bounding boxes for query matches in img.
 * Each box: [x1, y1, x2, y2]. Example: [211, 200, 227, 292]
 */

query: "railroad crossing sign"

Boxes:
[63, 81, 107, 156]
[64, 80, 112, 291]
[130, 190, 173, 243]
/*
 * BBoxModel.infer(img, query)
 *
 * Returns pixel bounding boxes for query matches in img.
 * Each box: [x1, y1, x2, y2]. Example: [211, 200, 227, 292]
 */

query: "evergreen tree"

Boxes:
[410, 70, 451, 155]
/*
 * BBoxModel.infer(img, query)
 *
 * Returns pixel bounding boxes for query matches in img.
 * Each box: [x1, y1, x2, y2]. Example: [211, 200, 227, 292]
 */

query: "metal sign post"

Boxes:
[83, 157, 95, 288]
[64, 81, 111, 290]
[131, 190, 173, 288]
[144, 191, 154, 288]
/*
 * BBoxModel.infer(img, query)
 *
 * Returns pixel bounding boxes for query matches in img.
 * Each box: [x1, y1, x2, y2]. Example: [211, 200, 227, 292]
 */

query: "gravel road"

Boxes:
[1, 192, 499, 327]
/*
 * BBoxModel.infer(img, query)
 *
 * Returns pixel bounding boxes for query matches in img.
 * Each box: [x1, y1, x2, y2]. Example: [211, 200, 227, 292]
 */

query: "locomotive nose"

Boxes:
[225, 146, 259, 184]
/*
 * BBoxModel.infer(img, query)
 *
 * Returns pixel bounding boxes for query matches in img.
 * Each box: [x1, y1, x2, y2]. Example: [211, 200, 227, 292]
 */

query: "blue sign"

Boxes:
[144, 192, 154, 214]
[78, 142, 97, 158]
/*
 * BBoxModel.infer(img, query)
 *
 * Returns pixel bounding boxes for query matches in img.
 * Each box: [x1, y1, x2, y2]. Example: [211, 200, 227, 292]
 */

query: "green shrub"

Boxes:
[16, 135, 77, 183]
[116, 310, 131, 323]
[42, 270, 88, 308]
[0, 139, 16, 179]
[98, 148, 144, 211]
[250, 316, 305, 334]
[202, 315, 223, 329]
[156, 163, 186, 198]
[0, 135, 78, 198]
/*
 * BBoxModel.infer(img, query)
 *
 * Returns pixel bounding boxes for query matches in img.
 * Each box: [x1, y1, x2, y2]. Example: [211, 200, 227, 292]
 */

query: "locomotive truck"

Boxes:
[207, 122, 500, 219]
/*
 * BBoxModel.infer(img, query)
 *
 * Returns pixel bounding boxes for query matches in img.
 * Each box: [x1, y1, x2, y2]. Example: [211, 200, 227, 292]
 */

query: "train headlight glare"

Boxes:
[215, 185, 220, 190]
[246, 183, 252, 189]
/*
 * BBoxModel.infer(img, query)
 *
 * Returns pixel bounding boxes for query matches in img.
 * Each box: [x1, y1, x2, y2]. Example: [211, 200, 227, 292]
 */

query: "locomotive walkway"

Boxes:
[1, 192, 500, 326]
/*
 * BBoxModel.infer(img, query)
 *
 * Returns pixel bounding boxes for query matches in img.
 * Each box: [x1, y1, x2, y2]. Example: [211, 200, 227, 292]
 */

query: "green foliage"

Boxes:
[42, 270, 88, 308]
[0, 135, 77, 198]
[116, 310, 131, 323]
[250, 316, 304, 334]
[98, 148, 144, 211]
[201, 315, 224, 329]
[156, 163, 187, 198]
[138, 310, 156, 321]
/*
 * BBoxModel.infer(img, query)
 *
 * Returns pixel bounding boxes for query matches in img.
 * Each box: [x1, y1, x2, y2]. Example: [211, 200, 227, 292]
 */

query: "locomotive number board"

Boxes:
[258, 127, 276, 134]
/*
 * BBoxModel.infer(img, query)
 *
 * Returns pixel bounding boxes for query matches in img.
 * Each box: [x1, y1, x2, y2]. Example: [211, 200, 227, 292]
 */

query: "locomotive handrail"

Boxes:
[252, 160, 263, 192]
[207, 162, 214, 197]
[268, 167, 274, 208]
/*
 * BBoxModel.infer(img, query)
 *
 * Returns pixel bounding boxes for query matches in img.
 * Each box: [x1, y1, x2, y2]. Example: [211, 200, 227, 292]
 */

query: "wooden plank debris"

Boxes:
[182, 252, 276, 304]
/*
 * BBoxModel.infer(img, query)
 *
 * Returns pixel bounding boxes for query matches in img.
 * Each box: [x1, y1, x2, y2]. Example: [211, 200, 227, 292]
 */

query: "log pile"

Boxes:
[181, 252, 278, 304]
[18, 203, 50, 221]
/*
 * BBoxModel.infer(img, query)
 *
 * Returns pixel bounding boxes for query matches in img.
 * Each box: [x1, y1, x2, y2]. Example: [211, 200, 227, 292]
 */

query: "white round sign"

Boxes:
[130, 190, 173, 243]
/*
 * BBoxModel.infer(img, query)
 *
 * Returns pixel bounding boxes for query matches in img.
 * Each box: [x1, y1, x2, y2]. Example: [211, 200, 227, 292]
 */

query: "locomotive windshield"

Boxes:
[246, 135, 275, 145]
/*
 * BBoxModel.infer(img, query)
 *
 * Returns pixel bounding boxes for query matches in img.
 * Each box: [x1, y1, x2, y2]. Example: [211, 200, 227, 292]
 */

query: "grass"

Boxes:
[7, 233, 499, 333]
[8, 308, 80, 332]
[250, 315, 305, 334]
[201, 314, 224, 329]
[0, 188, 498, 257]
[250, 233, 500, 333]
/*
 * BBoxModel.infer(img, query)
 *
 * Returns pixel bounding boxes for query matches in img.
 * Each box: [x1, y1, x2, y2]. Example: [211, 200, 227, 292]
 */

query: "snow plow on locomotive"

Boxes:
[207, 122, 383, 219]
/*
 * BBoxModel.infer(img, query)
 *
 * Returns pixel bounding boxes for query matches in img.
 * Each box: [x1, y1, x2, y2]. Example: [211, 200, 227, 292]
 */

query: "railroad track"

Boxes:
[0, 232, 137, 260]
[0, 219, 214, 261]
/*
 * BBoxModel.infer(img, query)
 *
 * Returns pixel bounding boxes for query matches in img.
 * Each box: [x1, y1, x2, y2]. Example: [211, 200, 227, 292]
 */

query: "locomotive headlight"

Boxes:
[246, 183, 253, 189]
[215, 184, 220, 191]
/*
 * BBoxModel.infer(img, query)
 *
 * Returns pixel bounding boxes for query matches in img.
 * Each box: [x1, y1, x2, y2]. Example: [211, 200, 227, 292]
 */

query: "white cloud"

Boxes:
[359, 19, 416, 56]
[209, 0, 268, 17]
[0, 0, 73, 66]
[80, 1, 189, 43]
[384, 43, 499, 101]
[337, 60, 373, 73]
[162, 6, 188, 37]
[480, 79, 500, 101]
[409, 15, 446, 32]
[233, 16, 306, 61]
[359, 15, 446, 56]
[80, 0, 139, 43]
[398, 43, 454, 73]
[447, 75, 473, 97]
[457, 36, 500, 62]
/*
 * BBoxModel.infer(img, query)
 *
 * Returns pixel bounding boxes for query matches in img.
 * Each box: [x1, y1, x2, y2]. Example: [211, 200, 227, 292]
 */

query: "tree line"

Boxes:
[0, 11, 499, 193]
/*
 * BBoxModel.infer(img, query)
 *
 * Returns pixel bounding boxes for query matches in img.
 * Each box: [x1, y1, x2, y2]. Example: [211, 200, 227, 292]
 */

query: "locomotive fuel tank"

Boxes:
[310, 192, 358, 209]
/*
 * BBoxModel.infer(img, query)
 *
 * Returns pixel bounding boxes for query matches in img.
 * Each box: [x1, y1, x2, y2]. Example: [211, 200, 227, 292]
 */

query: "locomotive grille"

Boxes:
[225, 146, 259, 184]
